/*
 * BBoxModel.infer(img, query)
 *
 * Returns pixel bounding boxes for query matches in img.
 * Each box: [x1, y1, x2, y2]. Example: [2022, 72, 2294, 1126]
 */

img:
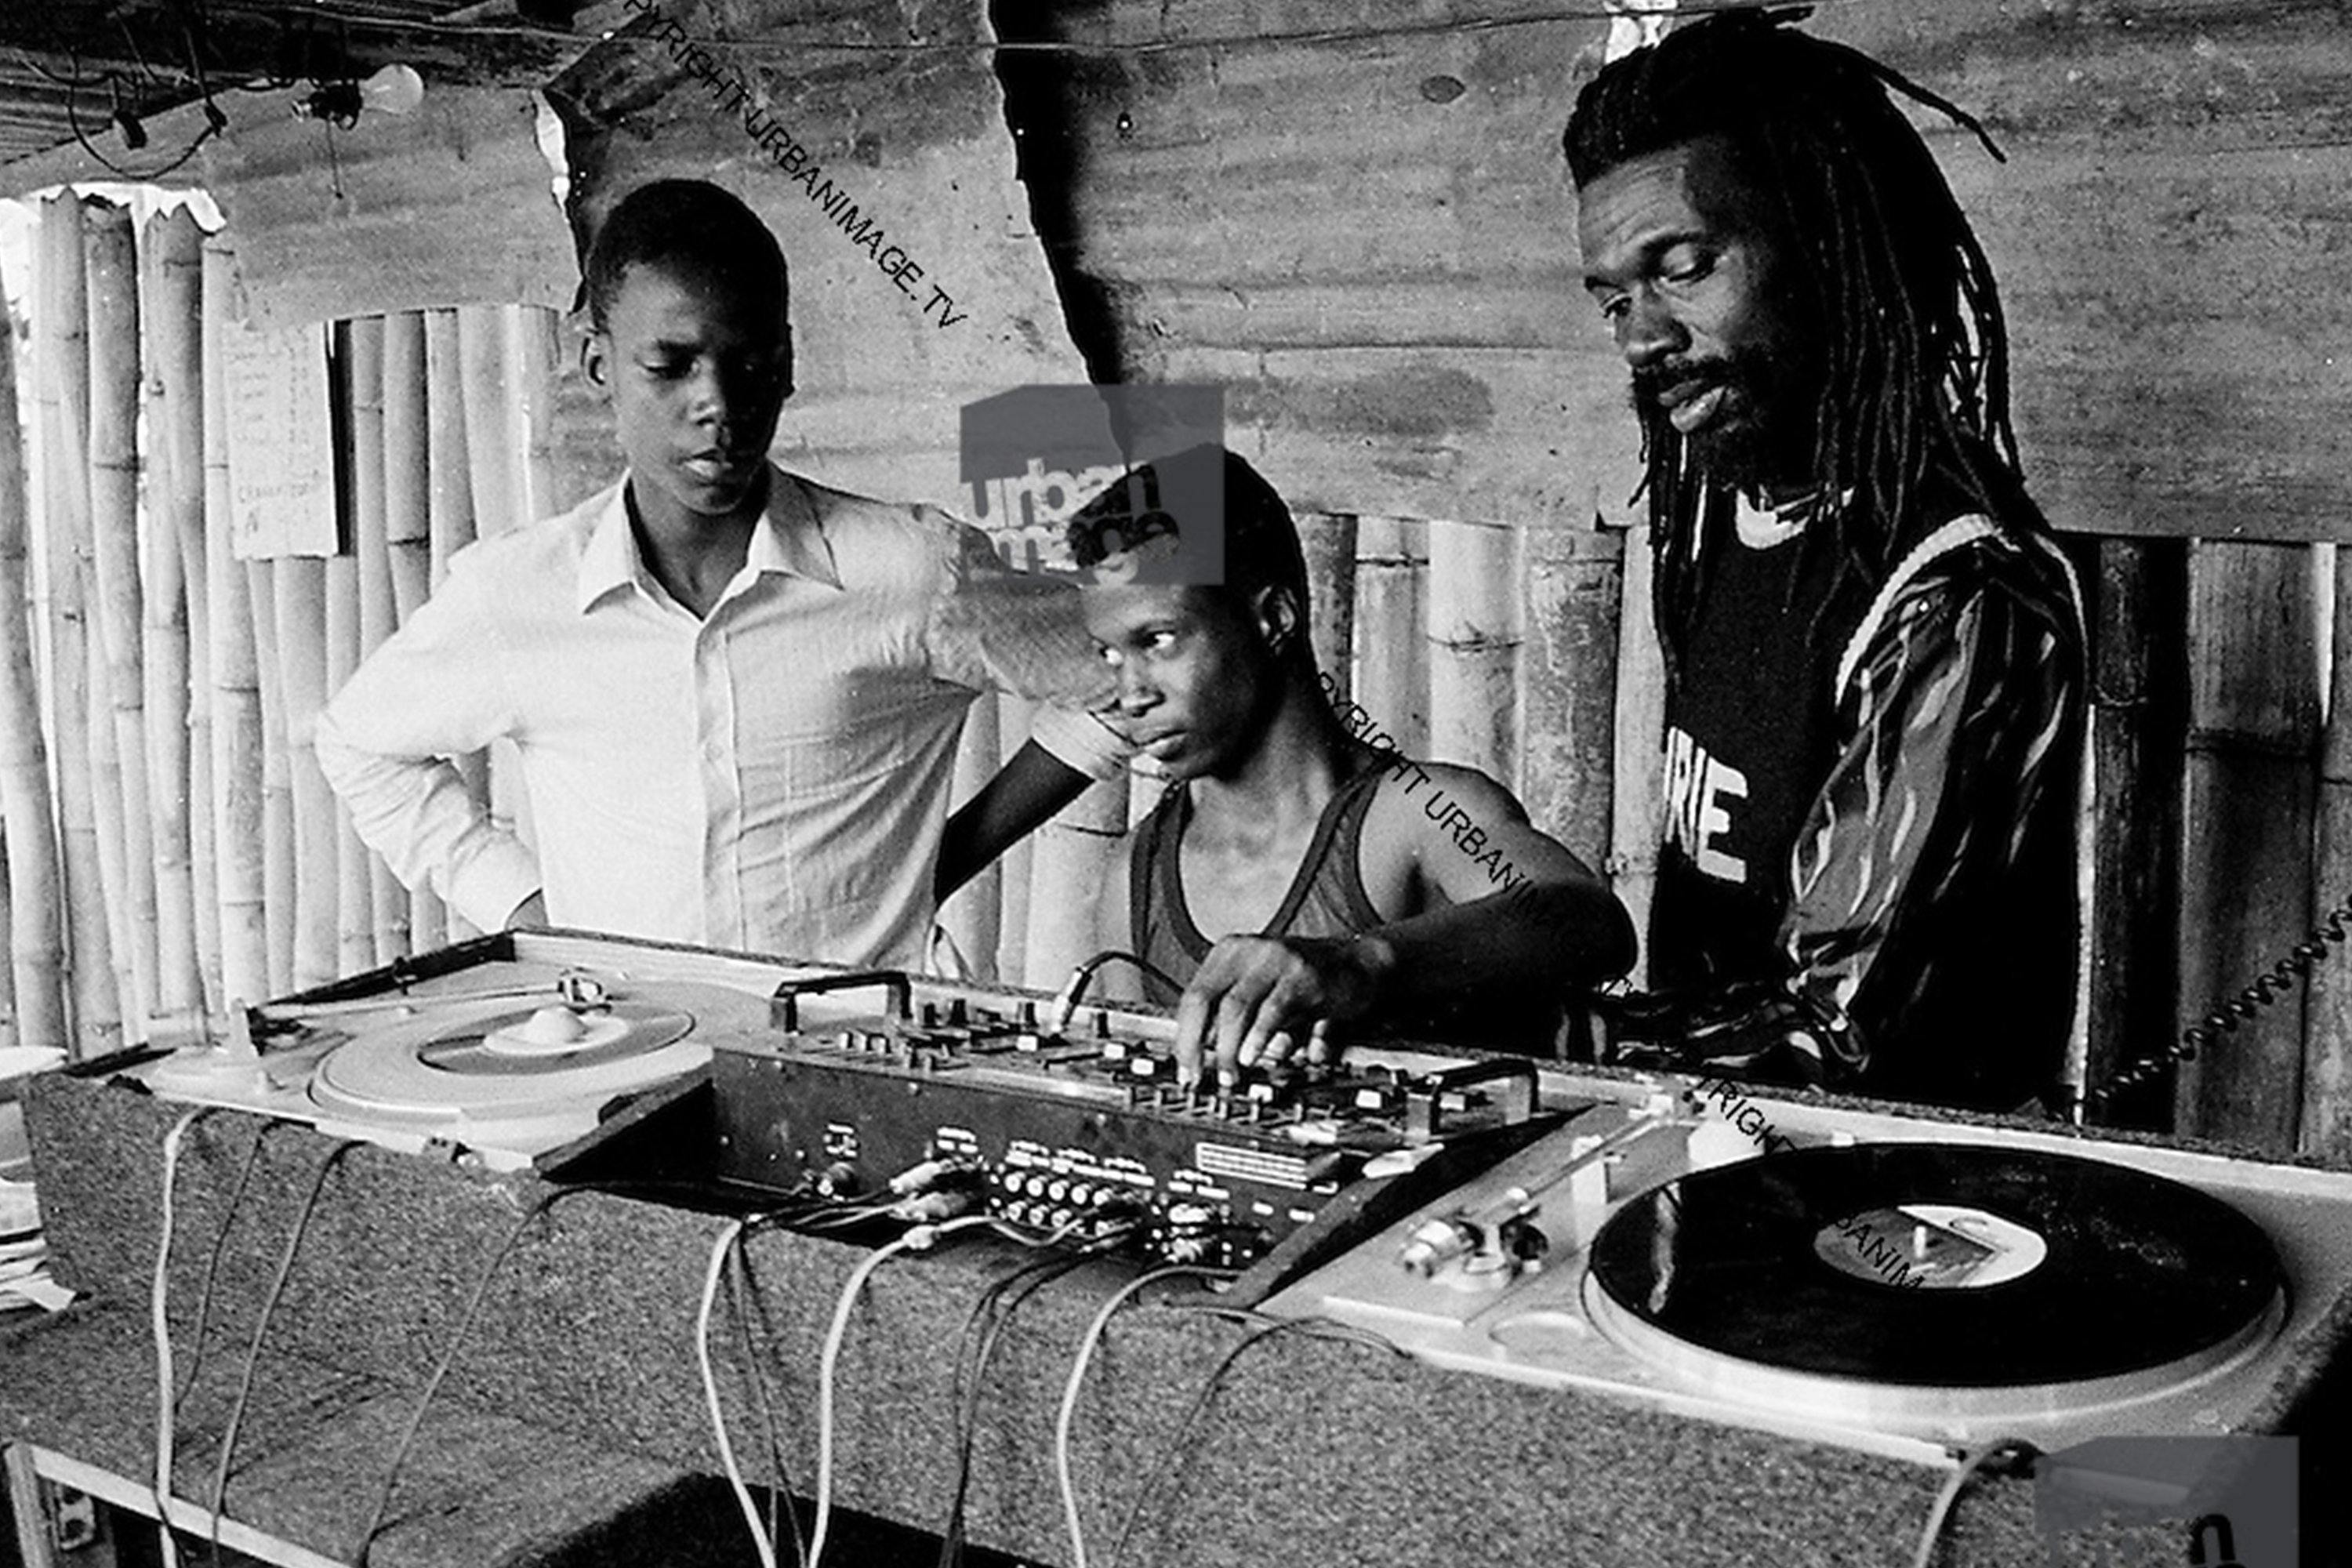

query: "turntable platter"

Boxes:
[1583, 1142, 2286, 1429]
[303, 977, 770, 1150]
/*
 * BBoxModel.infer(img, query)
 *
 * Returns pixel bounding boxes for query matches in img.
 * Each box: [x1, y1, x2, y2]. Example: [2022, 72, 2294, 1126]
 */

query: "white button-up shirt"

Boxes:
[314, 466, 1122, 968]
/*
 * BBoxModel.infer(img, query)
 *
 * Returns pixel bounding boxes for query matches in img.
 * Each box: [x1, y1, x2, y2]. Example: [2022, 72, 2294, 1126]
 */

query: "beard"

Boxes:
[1631, 347, 1810, 495]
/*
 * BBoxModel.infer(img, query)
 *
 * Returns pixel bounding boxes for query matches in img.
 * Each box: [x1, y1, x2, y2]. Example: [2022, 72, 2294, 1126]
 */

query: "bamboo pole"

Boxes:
[198, 237, 269, 1007]
[423, 309, 477, 944]
[157, 210, 220, 1018]
[2085, 539, 2186, 1131]
[331, 321, 376, 973]
[2307, 543, 2352, 1160]
[347, 316, 403, 965]
[84, 633, 135, 1029]
[382, 314, 432, 622]
[2176, 539, 2318, 1155]
[514, 305, 562, 521]
[40, 195, 119, 1058]
[252, 555, 294, 994]
[0, 256, 67, 1054]
[1425, 517, 1519, 782]
[139, 209, 205, 1025]
[381, 311, 441, 953]
[1609, 521, 1668, 989]
[0, 840, 14, 1051]
[1520, 521, 1624, 872]
[278, 552, 336, 990]
[1298, 512, 1357, 705]
[85, 198, 159, 1033]
[1351, 516, 1428, 763]
[423, 310, 476, 581]
[456, 305, 525, 538]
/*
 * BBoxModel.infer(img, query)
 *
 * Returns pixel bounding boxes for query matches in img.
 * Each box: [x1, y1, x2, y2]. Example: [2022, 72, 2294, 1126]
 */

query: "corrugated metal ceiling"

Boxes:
[0, 0, 591, 170]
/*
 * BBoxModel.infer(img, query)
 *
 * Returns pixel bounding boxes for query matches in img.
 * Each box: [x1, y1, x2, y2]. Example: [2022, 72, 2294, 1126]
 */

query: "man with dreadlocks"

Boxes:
[1566, 7, 2085, 1111]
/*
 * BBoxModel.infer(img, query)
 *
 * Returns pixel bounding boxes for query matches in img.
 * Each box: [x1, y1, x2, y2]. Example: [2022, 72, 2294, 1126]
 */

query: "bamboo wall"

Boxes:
[0, 191, 561, 1057]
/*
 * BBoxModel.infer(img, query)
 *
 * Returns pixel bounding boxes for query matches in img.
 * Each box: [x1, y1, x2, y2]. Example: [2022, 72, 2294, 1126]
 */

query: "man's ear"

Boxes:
[582, 330, 612, 394]
[1254, 584, 1301, 655]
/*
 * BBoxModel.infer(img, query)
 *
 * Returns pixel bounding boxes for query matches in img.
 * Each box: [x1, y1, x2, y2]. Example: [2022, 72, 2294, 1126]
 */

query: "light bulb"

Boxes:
[359, 64, 425, 116]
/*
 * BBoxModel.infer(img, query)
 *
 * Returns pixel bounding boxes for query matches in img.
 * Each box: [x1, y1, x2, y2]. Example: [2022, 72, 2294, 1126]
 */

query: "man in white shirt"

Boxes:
[314, 179, 1123, 968]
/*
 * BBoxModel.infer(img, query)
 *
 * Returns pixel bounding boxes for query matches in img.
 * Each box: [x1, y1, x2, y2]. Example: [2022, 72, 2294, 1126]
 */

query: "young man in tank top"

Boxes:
[1063, 445, 1634, 1089]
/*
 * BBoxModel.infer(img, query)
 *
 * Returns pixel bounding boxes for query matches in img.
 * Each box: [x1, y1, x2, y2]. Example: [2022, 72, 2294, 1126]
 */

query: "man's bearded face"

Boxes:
[1578, 136, 1820, 494]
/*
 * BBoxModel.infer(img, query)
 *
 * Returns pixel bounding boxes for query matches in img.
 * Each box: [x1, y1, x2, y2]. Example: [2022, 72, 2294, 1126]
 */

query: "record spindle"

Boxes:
[0, 254, 67, 1055]
[198, 236, 267, 1008]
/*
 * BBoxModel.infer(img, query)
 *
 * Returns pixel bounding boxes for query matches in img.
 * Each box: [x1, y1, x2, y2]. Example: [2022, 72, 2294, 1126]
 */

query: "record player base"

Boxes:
[13, 1068, 2339, 1568]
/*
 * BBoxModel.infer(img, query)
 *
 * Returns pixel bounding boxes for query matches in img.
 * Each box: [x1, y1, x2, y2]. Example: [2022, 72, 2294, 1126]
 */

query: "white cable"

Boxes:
[1910, 1438, 2036, 1568]
[696, 1218, 776, 1568]
[151, 1107, 208, 1568]
[807, 1216, 1000, 1568]
[1054, 1267, 1220, 1568]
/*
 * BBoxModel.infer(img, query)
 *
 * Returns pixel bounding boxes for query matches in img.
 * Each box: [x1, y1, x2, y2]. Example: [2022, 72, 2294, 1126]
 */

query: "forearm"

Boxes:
[1357, 880, 1636, 1010]
[935, 740, 1090, 901]
[314, 715, 539, 932]
[1778, 578, 2080, 1061]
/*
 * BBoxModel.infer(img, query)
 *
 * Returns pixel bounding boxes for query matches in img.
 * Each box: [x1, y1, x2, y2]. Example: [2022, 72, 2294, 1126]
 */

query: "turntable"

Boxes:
[1258, 1079, 2352, 1465]
[124, 930, 829, 1165]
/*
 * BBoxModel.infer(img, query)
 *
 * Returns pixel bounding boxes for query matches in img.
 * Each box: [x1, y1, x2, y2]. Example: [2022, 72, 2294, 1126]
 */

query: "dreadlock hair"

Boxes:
[1065, 443, 1318, 675]
[1565, 6, 2041, 677]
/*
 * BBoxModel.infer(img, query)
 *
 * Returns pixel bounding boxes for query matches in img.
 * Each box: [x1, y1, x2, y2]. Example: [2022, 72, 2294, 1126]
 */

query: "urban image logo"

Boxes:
[958, 385, 1225, 584]
[2035, 1437, 2296, 1568]
[620, 0, 967, 328]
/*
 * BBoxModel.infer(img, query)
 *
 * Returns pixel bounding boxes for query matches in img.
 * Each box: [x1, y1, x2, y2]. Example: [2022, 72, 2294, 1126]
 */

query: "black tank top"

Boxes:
[1131, 767, 1388, 985]
[1130, 763, 1563, 1053]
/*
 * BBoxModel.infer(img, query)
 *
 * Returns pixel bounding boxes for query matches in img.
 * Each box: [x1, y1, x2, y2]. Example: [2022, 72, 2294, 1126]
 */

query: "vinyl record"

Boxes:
[1587, 1142, 2284, 1392]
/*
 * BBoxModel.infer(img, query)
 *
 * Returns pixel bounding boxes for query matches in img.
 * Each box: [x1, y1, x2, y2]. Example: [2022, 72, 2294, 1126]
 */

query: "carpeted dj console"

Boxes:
[5, 929, 2348, 1566]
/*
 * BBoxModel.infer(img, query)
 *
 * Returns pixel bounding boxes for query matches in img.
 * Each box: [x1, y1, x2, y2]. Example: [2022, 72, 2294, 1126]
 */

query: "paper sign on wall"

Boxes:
[221, 319, 337, 559]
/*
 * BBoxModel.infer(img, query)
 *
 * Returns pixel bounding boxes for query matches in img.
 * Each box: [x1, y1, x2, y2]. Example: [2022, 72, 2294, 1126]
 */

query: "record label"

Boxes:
[1811, 1203, 2047, 1290]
